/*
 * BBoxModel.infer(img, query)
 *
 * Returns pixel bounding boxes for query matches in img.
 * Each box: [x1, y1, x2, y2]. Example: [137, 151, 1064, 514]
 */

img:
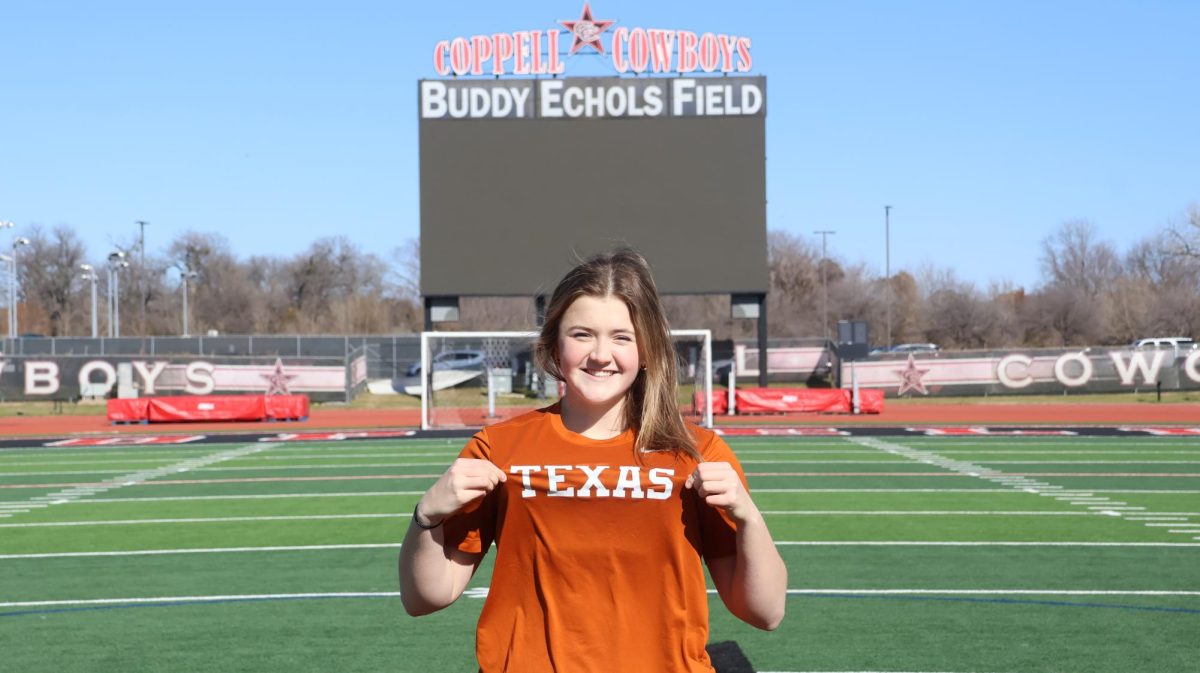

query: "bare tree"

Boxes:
[389, 238, 421, 303]
[920, 270, 1000, 349]
[765, 231, 820, 336]
[887, 270, 923, 344]
[1164, 203, 1200, 259]
[1029, 284, 1106, 346]
[16, 225, 86, 336]
[1039, 220, 1121, 298]
[167, 231, 260, 335]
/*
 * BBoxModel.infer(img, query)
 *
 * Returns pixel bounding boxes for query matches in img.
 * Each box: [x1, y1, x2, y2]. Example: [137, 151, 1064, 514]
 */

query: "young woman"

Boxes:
[399, 249, 787, 672]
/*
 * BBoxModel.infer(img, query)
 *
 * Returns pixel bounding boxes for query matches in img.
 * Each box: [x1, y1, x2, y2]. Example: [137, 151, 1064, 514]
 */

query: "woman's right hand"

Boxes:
[416, 459, 508, 526]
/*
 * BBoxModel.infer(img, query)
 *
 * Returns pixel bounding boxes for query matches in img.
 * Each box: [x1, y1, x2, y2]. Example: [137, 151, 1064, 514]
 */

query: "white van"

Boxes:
[1132, 337, 1197, 359]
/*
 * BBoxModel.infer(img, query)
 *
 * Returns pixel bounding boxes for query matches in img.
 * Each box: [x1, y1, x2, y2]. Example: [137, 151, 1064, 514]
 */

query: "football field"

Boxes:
[1, 434, 1198, 672]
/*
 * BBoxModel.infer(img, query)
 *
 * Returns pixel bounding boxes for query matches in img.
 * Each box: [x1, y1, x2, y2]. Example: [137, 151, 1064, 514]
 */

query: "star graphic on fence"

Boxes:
[559, 2, 614, 55]
[895, 353, 931, 396]
[262, 358, 296, 396]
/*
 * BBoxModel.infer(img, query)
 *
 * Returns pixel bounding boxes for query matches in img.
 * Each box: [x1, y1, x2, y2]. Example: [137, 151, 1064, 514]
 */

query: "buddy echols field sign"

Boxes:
[420, 3, 765, 120]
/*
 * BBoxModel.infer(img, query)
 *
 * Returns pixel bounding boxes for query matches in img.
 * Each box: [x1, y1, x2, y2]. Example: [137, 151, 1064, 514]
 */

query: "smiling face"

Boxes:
[557, 294, 641, 423]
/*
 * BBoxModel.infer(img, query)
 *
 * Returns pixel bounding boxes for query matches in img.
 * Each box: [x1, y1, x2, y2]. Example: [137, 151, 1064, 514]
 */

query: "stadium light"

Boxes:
[1, 222, 10, 338]
[80, 264, 99, 338]
[9, 233, 30, 339]
[179, 268, 199, 337]
[107, 251, 129, 338]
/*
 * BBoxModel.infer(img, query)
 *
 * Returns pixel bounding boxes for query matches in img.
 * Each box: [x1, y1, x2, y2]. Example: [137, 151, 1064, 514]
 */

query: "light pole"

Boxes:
[0, 221, 11, 339]
[80, 264, 99, 338]
[0, 251, 10, 342]
[9, 235, 30, 338]
[814, 230, 836, 341]
[179, 268, 198, 336]
[137, 220, 148, 334]
[884, 205, 892, 349]
[107, 251, 128, 338]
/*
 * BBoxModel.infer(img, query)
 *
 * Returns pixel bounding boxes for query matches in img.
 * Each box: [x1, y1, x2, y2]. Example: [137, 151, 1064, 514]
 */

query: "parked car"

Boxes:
[403, 349, 486, 377]
[892, 343, 940, 355]
[869, 343, 940, 356]
[1132, 337, 1196, 359]
[710, 358, 734, 381]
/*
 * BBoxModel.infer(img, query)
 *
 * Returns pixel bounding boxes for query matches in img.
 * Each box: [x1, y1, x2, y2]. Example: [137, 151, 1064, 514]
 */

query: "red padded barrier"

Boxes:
[147, 395, 266, 422]
[264, 395, 310, 421]
[106, 399, 151, 423]
[108, 395, 309, 423]
[694, 388, 884, 415]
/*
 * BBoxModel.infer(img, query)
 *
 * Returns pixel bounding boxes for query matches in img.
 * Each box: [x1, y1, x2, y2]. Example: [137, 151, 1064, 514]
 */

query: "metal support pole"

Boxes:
[182, 273, 190, 337]
[756, 293, 768, 388]
[7, 252, 14, 338]
[8, 238, 28, 337]
[106, 266, 114, 338]
[89, 275, 98, 338]
[137, 220, 148, 334]
[815, 230, 835, 341]
[114, 268, 121, 338]
[884, 205, 892, 349]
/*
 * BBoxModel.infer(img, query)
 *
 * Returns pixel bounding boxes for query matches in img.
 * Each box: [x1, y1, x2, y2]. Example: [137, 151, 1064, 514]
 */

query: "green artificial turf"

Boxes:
[1, 435, 1197, 672]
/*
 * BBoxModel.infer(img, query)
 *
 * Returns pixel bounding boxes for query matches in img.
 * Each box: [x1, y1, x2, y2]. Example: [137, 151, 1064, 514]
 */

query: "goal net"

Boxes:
[419, 329, 713, 431]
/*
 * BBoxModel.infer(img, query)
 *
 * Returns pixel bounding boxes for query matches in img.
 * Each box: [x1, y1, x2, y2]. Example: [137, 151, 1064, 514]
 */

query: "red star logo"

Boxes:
[262, 357, 297, 396]
[559, 3, 614, 55]
[895, 353, 931, 396]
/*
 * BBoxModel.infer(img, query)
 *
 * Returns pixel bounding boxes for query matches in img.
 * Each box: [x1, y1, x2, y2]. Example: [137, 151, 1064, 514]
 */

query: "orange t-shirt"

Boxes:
[442, 405, 747, 673]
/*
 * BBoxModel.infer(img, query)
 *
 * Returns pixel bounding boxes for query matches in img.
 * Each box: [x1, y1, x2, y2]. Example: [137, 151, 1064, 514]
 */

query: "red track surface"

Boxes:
[0, 402, 1197, 439]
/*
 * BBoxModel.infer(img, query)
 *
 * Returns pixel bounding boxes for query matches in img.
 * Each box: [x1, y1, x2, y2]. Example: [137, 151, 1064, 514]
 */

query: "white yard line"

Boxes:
[4, 539, 1197, 560]
[937, 450, 1200, 455]
[4, 587, 1198, 610]
[848, 437, 1196, 537]
[969, 460, 1200, 464]
[0, 513, 411, 528]
[773, 541, 1200, 547]
[180, 460, 451, 472]
[0, 451, 460, 467]
[0, 543, 404, 559]
[0, 491, 425, 505]
[901, 441, 1200, 447]
[0, 443, 280, 518]
[0, 510, 1136, 528]
[11, 508, 1200, 529]
[4, 487, 1190, 506]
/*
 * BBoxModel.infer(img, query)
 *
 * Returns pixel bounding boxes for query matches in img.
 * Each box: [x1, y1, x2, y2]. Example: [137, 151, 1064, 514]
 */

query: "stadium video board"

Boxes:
[419, 76, 768, 297]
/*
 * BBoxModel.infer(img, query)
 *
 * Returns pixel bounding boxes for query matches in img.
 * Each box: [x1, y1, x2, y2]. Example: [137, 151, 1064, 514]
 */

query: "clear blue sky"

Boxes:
[2, 0, 1196, 290]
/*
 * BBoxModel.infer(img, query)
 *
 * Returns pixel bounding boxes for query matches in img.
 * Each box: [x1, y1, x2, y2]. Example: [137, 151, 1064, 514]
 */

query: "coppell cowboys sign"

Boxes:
[848, 349, 1200, 397]
[421, 3, 765, 120]
[431, 3, 753, 77]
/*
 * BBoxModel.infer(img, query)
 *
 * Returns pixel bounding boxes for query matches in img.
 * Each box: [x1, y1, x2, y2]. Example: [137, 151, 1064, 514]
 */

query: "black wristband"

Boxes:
[412, 503, 443, 530]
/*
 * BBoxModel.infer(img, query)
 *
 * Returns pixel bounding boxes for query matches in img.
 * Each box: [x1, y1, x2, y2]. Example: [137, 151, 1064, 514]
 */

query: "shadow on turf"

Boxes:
[706, 641, 755, 673]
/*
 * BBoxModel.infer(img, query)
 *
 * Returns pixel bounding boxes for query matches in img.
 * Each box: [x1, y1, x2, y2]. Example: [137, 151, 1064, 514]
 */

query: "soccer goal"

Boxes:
[419, 329, 713, 431]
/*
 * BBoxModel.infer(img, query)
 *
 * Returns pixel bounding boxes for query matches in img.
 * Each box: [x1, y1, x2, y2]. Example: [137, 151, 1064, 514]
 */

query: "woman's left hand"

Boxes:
[685, 461, 758, 523]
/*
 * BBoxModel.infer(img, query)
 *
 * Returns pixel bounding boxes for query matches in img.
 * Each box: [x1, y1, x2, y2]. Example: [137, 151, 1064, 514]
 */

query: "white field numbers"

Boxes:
[419, 330, 713, 430]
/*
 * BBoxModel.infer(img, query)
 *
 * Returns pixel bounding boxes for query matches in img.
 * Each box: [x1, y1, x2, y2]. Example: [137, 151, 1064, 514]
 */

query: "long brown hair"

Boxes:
[535, 249, 699, 460]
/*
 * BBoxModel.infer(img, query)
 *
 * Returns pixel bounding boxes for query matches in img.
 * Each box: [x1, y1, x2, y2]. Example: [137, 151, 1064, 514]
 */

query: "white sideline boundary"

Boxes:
[1, 491, 427, 504]
[12, 510, 1200, 530]
[4, 539, 1199, 560]
[2, 487, 1192, 507]
[5, 587, 1199, 609]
